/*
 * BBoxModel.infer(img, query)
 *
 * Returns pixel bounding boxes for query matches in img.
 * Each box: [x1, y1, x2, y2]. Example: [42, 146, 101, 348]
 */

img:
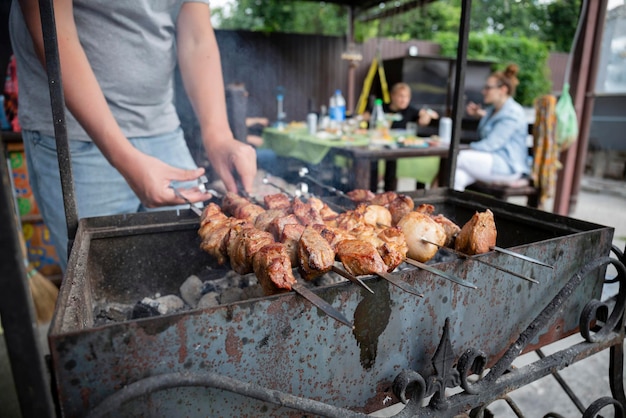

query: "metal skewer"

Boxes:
[170, 185, 203, 217]
[298, 167, 348, 199]
[403, 257, 478, 289]
[290, 283, 353, 329]
[185, 200, 353, 329]
[420, 237, 540, 285]
[331, 266, 375, 294]
[488, 246, 554, 269]
[373, 271, 424, 297]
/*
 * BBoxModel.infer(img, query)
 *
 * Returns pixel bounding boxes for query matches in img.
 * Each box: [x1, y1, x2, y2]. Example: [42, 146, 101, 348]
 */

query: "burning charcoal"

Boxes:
[198, 292, 219, 309]
[239, 274, 259, 289]
[180, 275, 203, 308]
[154, 295, 185, 315]
[241, 284, 265, 300]
[131, 298, 161, 319]
[201, 280, 217, 294]
[101, 302, 134, 322]
[219, 287, 244, 305]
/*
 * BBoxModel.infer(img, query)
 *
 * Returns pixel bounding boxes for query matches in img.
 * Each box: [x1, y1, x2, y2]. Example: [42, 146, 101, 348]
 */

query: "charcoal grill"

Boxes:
[48, 188, 626, 417]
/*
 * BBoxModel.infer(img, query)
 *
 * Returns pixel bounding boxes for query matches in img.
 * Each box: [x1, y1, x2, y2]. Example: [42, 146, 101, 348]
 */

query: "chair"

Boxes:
[465, 95, 558, 209]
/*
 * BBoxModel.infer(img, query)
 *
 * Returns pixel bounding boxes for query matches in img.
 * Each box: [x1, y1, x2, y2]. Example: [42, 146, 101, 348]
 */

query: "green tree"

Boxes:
[213, 0, 348, 36]
[436, 31, 552, 106]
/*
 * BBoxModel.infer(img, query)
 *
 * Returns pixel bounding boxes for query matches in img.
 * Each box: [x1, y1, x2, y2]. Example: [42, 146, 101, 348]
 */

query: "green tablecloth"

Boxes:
[262, 127, 369, 165]
[262, 127, 440, 185]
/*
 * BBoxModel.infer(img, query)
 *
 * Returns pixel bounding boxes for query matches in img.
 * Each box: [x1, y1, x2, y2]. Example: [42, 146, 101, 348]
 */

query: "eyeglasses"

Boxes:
[482, 84, 501, 91]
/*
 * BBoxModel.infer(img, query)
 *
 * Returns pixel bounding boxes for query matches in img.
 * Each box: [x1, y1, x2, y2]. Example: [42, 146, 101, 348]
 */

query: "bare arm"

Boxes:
[177, 3, 257, 193]
[17, 0, 205, 206]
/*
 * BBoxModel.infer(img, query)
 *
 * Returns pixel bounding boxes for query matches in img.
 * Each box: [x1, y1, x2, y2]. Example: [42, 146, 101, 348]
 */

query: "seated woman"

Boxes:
[454, 64, 530, 191]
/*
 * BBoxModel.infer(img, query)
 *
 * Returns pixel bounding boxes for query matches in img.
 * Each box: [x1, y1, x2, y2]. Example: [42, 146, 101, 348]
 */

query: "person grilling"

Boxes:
[454, 64, 530, 191]
[10, 1, 257, 271]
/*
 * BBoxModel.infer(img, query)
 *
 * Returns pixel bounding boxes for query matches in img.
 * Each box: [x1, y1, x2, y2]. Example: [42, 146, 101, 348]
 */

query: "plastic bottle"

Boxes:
[439, 116, 452, 144]
[330, 89, 346, 122]
[370, 98, 386, 130]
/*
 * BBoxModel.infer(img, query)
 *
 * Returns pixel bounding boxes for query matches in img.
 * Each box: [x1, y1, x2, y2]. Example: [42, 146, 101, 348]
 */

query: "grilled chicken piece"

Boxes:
[252, 243, 297, 295]
[292, 197, 324, 226]
[363, 204, 392, 228]
[264, 193, 292, 210]
[455, 209, 497, 255]
[388, 195, 414, 226]
[415, 203, 435, 215]
[347, 188, 375, 203]
[254, 209, 287, 232]
[199, 202, 228, 227]
[199, 217, 247, 265]
[280, 223, 306, 267]
[336, 239, 387, 276]
[370, 191, 398, 207]
[297, 226, 335, 280]
[335, 205, 366, 232]
[377, 227, 409, 272]
[222, 192, 250, 216]
[397, 211, 447, 262]
[227, 224, 275, 275]
[431, 214, 461, 248]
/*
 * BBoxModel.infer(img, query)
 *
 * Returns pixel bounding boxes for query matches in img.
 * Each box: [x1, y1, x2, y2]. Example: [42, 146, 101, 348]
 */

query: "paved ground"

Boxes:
[1, 175, 625, 417]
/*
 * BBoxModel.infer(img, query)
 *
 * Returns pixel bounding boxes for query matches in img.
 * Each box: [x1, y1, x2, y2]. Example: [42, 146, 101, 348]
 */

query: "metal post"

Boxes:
[0, 142, 55, 417]
[38, 0, 78, 249]
[442, 0, 471, 188]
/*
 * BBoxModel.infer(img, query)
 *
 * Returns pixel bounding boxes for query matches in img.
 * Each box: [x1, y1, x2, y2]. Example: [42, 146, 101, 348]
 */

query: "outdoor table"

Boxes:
[262, 126, 453, 191]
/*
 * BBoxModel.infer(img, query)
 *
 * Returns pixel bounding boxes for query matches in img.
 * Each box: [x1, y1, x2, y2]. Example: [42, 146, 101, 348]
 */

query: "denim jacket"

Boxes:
[470, 97, 530, 176]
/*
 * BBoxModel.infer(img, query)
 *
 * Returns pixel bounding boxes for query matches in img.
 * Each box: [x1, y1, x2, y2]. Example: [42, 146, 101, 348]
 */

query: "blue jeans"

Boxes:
[22, 128, 198, 271]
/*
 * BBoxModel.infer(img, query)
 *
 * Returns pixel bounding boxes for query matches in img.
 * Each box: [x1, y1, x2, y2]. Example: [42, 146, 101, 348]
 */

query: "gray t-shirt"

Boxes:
[9, 0, 210, 141]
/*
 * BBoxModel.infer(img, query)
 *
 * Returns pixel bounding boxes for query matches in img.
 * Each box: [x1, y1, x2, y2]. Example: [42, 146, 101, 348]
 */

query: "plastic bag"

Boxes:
[555, 83, 578, 151]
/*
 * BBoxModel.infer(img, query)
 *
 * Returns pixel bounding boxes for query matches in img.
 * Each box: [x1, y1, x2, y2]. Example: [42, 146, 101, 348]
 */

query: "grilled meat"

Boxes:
[292, 197, 324, 226]
[455, 209, 497, 255]
[280, 223, 306, 267]
[264, 193, 292, 210]
[431, 214, 461, 247]
[222, 192, 250, 216]
[252, 243, 297, 295]
[377, 227, 409, 272]
[254, 209, 288, 232]
[346, 189, 375, 203]
[227, 224, 275, 275]
[370, 191, 398, 207]
[268, 213, 300, 241]
[199, 217, 247, 265]
[297, 226, 335, 280]
[336, 239, 387, 276]
[388, 195, 414, 226]
[199, 202, 228, 227]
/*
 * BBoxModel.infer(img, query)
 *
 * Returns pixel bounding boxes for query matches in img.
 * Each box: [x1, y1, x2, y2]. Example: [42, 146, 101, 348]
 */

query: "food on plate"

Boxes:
[455, 209, 497, 255]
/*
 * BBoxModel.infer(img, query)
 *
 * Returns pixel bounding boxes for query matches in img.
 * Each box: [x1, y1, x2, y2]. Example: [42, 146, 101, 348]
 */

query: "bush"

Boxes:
[435, 32, 552, 107]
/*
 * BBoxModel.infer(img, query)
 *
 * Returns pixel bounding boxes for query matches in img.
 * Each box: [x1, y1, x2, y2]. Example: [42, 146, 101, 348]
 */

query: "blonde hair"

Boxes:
[391, 82, 412, 96]
[491, 64, 520, 97]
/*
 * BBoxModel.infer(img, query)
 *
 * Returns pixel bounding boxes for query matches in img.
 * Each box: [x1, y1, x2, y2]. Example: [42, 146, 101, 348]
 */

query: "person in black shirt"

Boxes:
[383, 82, 438, 130]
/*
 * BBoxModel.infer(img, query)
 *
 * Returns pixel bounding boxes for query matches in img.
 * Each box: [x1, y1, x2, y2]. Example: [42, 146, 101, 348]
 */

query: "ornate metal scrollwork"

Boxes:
[392, 318, 460, 411]
[580, 257, 626, 343]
